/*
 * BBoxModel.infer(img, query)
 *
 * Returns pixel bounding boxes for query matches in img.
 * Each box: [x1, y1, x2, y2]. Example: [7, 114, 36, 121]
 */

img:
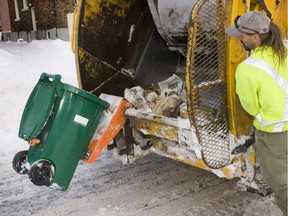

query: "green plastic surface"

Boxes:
[62, 84, 109, 108]
[18, 73, 62, 141]
[22, 73, 110, 191]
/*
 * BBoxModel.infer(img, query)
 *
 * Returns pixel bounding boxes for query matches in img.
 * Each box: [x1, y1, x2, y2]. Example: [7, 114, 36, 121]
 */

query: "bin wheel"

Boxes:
[12, 150, 29, 174]
[29, 159, 55, 186]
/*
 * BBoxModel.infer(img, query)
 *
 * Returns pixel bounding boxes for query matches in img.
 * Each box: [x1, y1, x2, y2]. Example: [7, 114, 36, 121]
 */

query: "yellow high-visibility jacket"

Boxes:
[235, 46, 288, 133]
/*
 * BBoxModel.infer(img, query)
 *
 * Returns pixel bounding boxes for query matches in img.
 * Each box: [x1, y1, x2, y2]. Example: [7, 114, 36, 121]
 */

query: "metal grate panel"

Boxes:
[187, 0, 230, 168]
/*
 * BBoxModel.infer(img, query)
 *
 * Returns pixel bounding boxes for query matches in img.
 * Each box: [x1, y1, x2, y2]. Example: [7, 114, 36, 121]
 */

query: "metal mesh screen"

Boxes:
[189, 0, 230, 168]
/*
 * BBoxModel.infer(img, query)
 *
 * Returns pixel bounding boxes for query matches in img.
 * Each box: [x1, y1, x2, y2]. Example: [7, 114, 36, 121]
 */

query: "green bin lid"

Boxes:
[62, 84, 109, 109]
[19, 83, 59, 141]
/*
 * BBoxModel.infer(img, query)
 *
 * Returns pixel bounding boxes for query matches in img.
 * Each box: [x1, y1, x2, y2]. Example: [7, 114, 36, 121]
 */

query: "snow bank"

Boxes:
[0, 40, 77, 153]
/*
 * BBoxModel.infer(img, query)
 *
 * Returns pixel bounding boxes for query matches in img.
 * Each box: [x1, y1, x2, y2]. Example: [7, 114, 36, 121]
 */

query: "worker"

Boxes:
[225, 11, 287, 215]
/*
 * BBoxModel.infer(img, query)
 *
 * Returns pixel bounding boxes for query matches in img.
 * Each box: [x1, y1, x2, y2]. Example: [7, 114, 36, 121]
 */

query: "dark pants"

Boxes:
[256, 130, 288, 216]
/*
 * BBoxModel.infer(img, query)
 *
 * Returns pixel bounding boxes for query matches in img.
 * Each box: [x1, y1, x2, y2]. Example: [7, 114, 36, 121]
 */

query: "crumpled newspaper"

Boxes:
[124, 75, 188, 119]
[124, 86, 147, 109]
[158, 74, 183, 96]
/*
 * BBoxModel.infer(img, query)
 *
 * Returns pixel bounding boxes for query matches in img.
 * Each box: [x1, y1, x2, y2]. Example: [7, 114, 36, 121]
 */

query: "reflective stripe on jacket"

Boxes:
[235, 46, 288, 133]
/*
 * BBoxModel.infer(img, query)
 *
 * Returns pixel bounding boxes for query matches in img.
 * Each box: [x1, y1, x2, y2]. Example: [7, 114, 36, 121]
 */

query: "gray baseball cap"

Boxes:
[226, 11, 271, 37]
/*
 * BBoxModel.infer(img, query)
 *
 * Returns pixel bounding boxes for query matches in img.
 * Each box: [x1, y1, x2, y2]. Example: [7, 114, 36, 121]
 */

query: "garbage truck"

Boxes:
[69, 0, 287, 192]
[13, 0, 287, 192]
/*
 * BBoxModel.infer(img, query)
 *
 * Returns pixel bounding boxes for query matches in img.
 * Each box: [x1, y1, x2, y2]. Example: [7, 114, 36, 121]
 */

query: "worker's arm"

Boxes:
[235, 67, 260, 117]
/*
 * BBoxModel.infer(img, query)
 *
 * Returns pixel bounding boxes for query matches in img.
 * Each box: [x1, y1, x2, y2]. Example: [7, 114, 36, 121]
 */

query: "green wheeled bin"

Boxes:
[12, 73, 109, 191]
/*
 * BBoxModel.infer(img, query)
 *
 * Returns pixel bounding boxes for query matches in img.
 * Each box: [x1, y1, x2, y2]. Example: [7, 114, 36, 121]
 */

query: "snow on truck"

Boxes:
[13, 0, 287, 192]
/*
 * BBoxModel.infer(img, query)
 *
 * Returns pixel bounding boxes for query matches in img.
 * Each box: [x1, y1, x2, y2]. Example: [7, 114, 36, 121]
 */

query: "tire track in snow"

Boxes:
[0, 150, 282, 216]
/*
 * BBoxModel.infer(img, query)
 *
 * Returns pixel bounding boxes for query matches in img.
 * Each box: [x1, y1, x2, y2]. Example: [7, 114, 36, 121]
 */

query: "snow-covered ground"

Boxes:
[0, 40, 283, 216]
